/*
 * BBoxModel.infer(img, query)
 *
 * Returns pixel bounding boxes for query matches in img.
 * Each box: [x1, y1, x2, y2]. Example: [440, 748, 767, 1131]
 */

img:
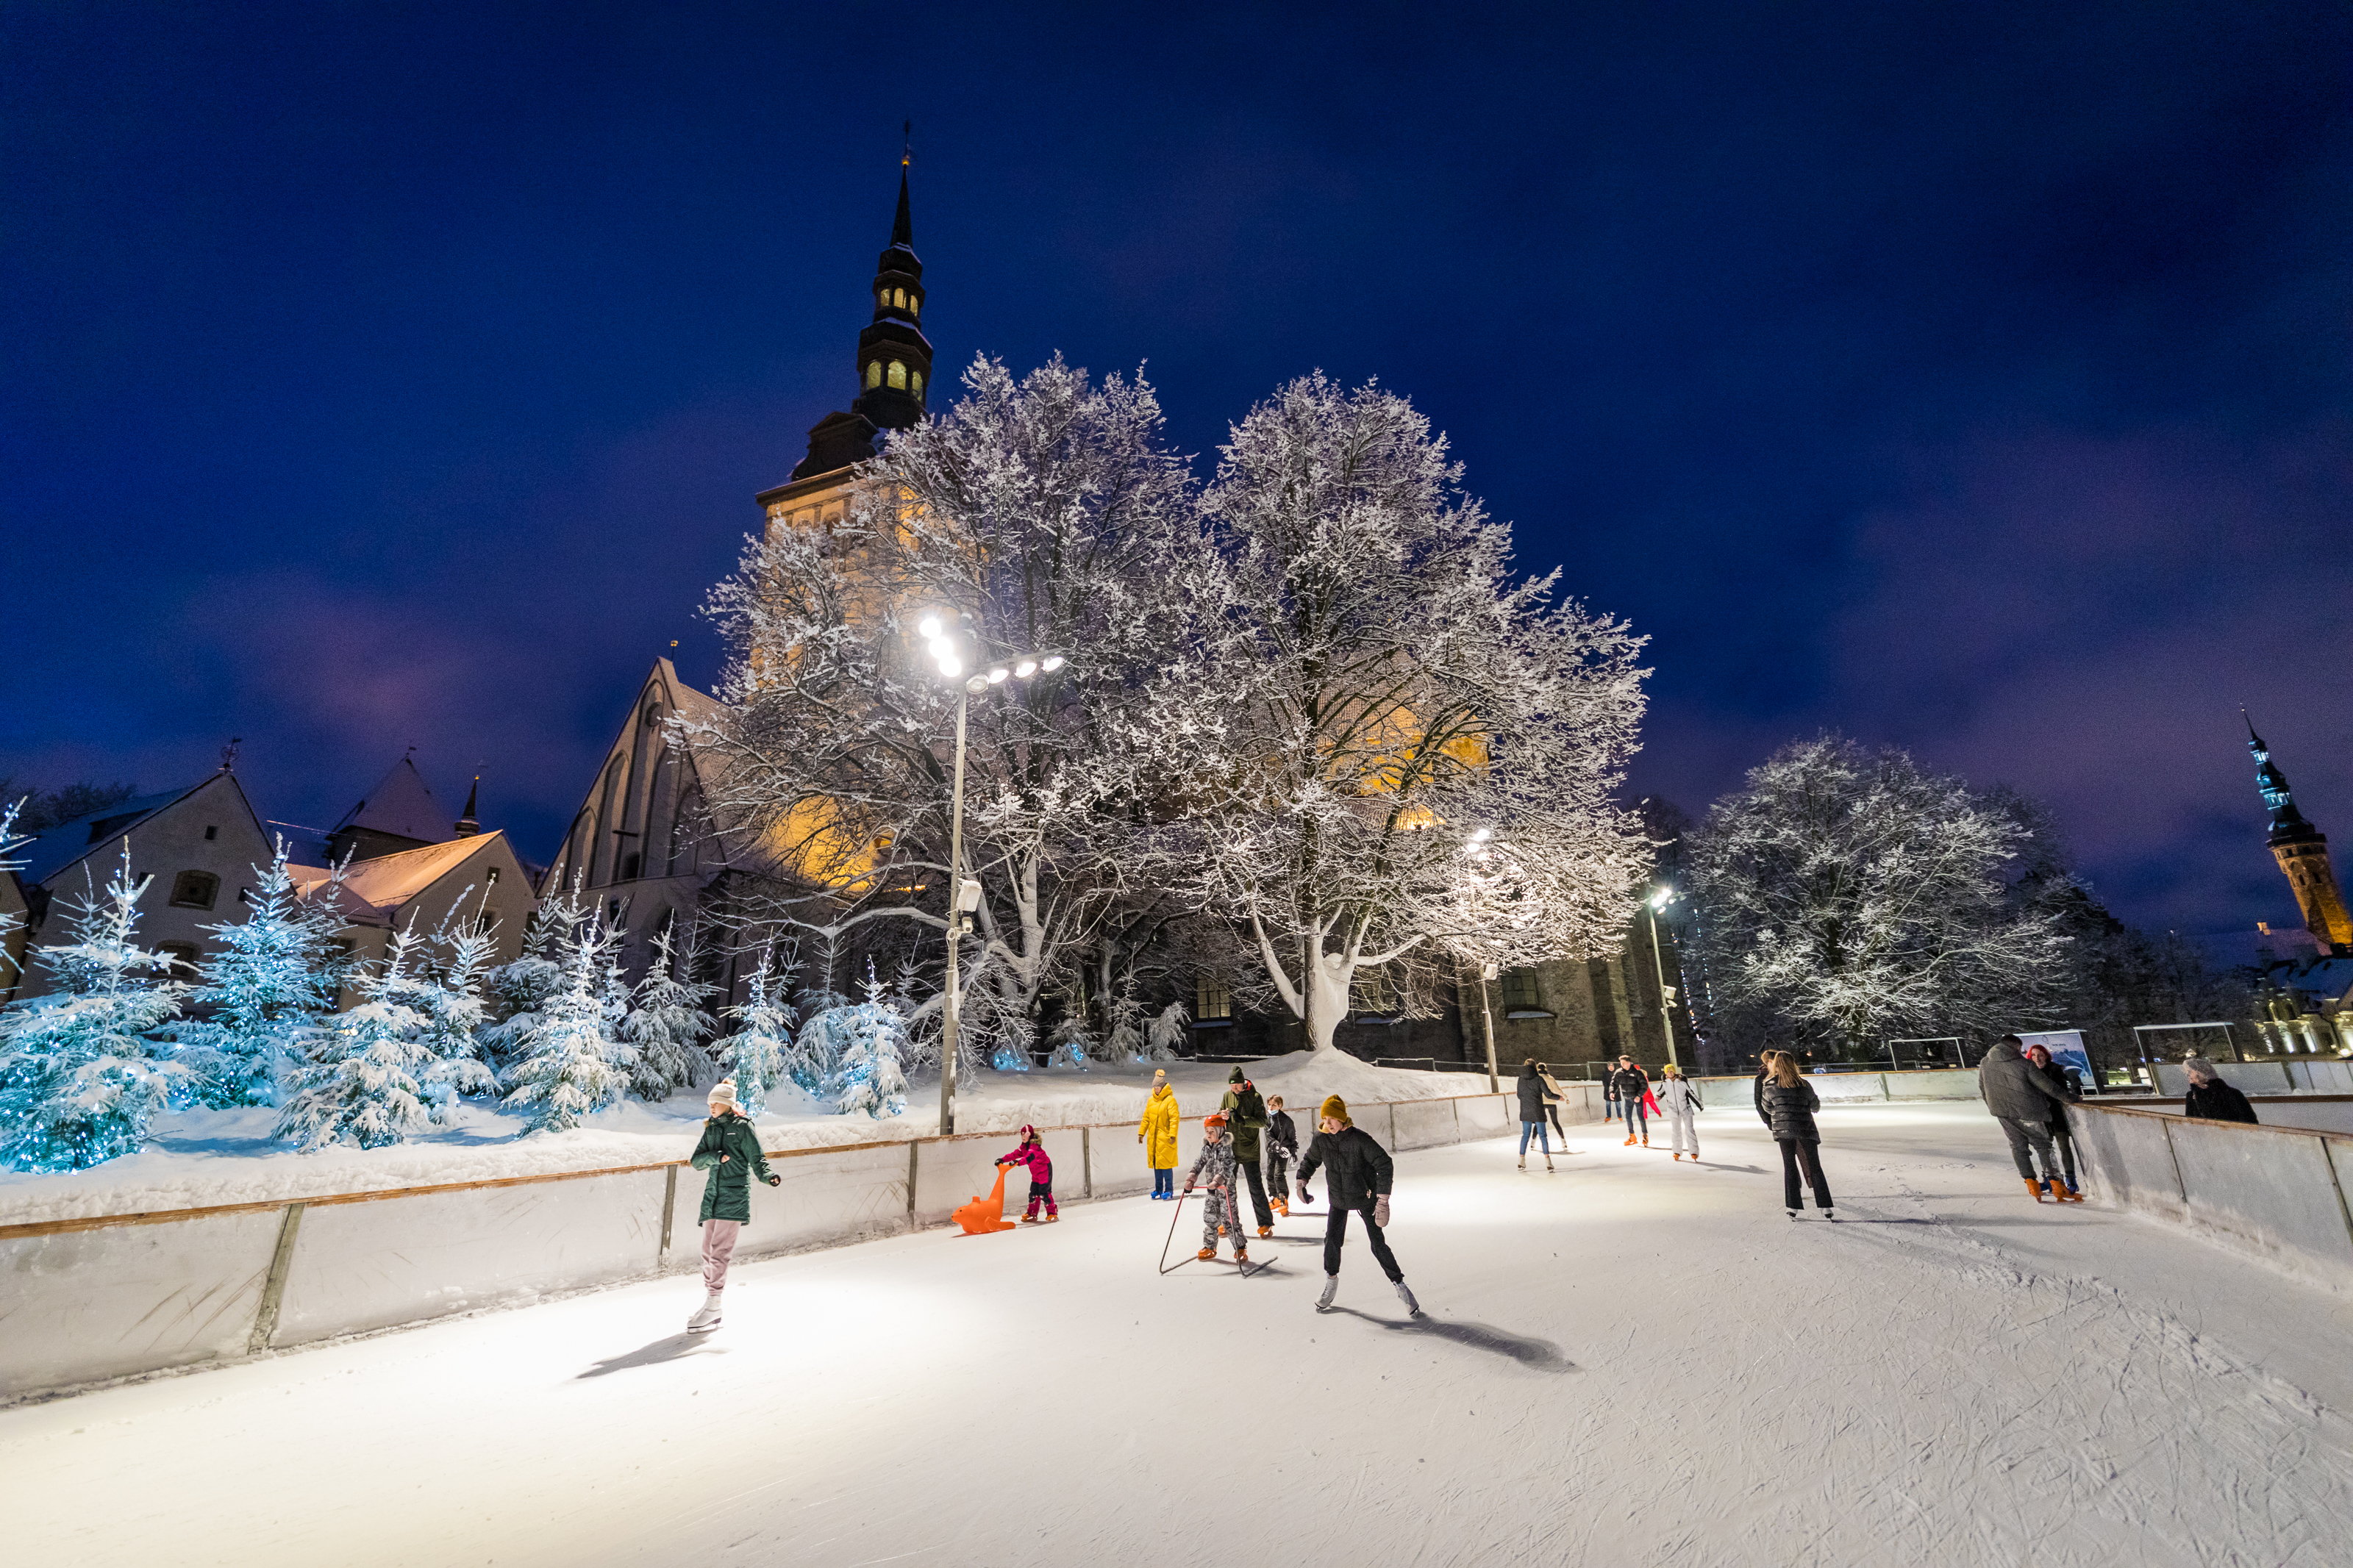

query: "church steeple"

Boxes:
[788, 157, 936, 482]
[2246, 712, 2353, 955]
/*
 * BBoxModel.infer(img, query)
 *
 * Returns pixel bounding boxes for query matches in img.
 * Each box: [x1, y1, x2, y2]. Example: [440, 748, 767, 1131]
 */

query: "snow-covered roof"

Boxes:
[290, 832, 515, 924]
[331, 757, 451, 846]
[15, 784, 205, 888]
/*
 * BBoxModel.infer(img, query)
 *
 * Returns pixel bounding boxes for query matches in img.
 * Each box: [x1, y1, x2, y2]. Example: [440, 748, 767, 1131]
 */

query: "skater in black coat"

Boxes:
[2024, 1044, 2085, 1200]
[1296, 1095, 1421, 1317]
[1758, 1053, 1832, 1217]
[1265, 1096, 1299, 1216]
[1515, 1059, 1554, 1170]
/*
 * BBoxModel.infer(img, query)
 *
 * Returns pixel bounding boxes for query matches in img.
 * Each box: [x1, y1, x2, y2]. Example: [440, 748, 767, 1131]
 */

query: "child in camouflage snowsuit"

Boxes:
[1182, 1111, 1247, 1263]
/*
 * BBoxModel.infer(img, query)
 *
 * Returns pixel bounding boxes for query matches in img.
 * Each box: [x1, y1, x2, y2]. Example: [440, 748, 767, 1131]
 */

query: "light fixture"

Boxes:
[918, 614, 942, 640]
[1014, 659, 1037, 678]
[938, 655, 962, 678]
[987, 666, 1010, 683]
[1040, 654, 1065, 672]
[1650, 887, 1674, 909]
[965, 674, 989, 694]
[956, 877, 984, 912]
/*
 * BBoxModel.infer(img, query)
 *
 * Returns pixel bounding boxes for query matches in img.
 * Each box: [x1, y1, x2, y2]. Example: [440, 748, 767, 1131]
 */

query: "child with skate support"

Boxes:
[1182, 1111, 1247, 1264]
[996, 1124, 1058, 1222]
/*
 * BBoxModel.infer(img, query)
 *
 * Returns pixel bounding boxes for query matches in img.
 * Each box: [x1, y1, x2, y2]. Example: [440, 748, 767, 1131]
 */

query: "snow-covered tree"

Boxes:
[1185, 375, 1653, 1051]
[621, 918, 717, 1100]
[710, 942, 795, 1119]
[174, 839, 348, 1109]
[819, 963, 911, 1118]
[0, 798, 27, 984]
[276, 928, 440, 1152]
[500, 906, 638, 1133]
[393, 893, 501, 1120]
[475, 898, 577, 1074]
[1685, 736, 2073, 1056]
[0, 845, 193, 1171]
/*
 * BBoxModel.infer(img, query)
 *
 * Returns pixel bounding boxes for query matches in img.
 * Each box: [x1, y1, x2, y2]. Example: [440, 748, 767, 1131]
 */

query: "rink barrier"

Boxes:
[0, 1081, 1577, 1401]
[1685, 1067, 1985, 1106]
[2067, 1099, 2353, 1292]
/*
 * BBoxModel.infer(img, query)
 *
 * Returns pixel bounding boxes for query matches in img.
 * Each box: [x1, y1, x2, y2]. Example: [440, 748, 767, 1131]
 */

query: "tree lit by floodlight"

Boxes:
[918, 615, 942, 640]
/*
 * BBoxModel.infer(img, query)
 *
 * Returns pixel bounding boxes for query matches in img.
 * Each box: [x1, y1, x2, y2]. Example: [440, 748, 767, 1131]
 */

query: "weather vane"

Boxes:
[219, 736, 243, 773]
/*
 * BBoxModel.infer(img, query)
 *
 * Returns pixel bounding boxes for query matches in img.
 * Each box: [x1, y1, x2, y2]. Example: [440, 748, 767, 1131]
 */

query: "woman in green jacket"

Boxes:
[687, 1079, 777, 1333]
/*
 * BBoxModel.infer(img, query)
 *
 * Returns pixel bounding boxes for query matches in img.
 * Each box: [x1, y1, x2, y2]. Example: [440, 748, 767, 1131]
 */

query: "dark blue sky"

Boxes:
[6, 3, 2350, 934]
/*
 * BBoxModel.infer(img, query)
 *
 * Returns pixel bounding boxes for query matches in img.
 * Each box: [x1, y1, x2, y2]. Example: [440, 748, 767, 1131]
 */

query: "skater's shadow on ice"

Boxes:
[576, 1335, 730, 1378]
[1324, 1308, 1577, 1375]
[1698, 1162, 1769, 1175]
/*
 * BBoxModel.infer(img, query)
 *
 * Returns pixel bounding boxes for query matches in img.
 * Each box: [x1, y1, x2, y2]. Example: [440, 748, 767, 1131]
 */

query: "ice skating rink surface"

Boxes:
[5, 1102, 2351, 1567]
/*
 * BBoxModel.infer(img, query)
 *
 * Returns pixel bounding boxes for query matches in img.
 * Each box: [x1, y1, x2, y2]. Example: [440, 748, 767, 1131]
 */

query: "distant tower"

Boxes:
[787, 157, 935, 482]
[2246, 715, 2352, 954]
[453, 776, 482, 839]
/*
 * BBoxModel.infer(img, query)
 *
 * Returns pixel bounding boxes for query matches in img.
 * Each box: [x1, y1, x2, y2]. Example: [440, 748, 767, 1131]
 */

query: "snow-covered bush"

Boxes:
[1045, 1016, 1093, 1070]
[818, 964, 911, 1119]
[394, 895, 500, 1120]
[0, 845, 193, 1172]
[710, 943, 796, 1119]
[501, 908, 638, 1133]
[174, 838, 348, 1109]
[621, 919, 716, 1100]
[276, 928, 440, 1152]
[0, 798, 26, 984]
[475, 899, 577, 1073]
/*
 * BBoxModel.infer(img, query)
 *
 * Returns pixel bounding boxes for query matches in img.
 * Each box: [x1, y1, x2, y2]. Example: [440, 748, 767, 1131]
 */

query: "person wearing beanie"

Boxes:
[1296, 1095, 1420, 1317]
[1182, 1111, 1248, 1264]
[685, 1080, 779, 1333]
[1264, 1095, 1299, 1217]
[996, 1124, 1059, 1222]
[1220, 1065, 1274, 1236]
[1138, 1069, 1181, 1198]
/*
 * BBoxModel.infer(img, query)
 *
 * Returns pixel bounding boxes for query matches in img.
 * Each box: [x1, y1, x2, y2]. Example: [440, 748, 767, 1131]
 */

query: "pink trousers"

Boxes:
[700, 1219, 741, 1292]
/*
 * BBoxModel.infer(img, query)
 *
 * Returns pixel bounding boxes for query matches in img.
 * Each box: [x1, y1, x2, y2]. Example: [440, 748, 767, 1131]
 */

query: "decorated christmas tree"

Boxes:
[710, 941, 795, 1118]
[820, 962, 912, 1119]
[501, 906, 638, 1133]
[175, 838, 348, 1108]
[621, 918, 715, 1100]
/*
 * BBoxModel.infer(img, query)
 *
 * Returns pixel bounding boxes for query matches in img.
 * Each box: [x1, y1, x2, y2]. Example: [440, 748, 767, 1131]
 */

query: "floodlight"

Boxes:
[1040, 654, 1065, 672]
[1014, 659, 1037, 678]
[938, 655, 962, 678]
[1481, 962, 1500, 980]
[965, 675, 989, 694]
[1649, 887, 1674, 909]
[956, 878, 984, 912]
[918, 614, 943, 640]
[987, 666, 1010, 683]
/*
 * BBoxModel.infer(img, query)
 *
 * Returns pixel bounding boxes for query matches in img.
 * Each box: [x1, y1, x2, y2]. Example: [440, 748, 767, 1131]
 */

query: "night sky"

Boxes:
[7, 4, 2350, 935]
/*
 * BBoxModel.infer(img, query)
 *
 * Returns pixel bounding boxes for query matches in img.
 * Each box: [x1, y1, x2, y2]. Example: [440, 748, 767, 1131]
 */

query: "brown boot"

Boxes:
[2024, 1179, 2047, 1202]
[1624, 1135, 1636, 1146]
[1257, 1226, 1272, 1239]
[1197, 1245, 1217, 1261]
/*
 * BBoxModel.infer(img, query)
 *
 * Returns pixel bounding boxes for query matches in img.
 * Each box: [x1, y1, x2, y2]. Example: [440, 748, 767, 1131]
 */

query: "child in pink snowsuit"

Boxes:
[997, 1125, 1057, 1222]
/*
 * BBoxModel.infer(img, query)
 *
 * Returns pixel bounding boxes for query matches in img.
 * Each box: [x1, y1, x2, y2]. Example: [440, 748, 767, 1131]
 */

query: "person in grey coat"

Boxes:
[1758, 1052, 1832, 1217]
[1978, 1035, 2069, 1200]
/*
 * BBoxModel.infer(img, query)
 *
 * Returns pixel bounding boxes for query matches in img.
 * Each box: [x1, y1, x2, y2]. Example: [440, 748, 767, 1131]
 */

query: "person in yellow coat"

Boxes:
[1138, 1069, 1181, 1199]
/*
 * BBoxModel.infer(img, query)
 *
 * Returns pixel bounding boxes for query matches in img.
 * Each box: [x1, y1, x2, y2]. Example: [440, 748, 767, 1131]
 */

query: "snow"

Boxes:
[0, 1053, 1460, 1226]
[4, 1102, 2351, 1567]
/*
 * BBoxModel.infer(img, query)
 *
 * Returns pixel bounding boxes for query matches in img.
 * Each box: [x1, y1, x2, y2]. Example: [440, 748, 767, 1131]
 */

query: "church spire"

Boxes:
[2245, 712, 2353, 955]
[786, 154, 936, 482]
[454, 775, 482, 838]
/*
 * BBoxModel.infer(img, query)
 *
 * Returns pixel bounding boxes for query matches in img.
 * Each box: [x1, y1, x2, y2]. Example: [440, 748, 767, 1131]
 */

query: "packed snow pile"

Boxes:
[0, 1053, 1465, 1226]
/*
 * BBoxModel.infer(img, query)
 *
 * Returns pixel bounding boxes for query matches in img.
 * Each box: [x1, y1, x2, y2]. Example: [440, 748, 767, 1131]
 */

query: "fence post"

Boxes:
[1389, 1102, 1399, 1149]
[2159, 1118, 2188, 1206]
[1082, 1127, 1093, 1199]
[907, 1141, 921, 1225]
[1877, 1073, 1890, 1101]
[658, 1165, 678, 1265]
[247, 1202, 305, 1355]
[1452, 1098, 1462, 1144]
[2318, 1134, 2353, 1258]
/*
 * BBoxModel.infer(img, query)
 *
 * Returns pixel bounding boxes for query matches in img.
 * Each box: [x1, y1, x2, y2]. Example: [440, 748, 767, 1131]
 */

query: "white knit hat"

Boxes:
[707, 1079, 738, 1109]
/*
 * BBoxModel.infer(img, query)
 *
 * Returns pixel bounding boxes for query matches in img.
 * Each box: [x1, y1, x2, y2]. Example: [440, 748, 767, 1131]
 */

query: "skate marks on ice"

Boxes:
[1321, 1306, 1577, 1375]
[576, 1334, 732, 1379]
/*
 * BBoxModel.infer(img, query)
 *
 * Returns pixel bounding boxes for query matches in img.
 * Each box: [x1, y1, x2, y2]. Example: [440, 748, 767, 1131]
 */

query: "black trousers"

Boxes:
[1996, 1116, 2058, 1182]
[1545, 1103, 1565, 1139]
[1324, 1203, 1402, 1281]
[1237, 1155, 1272, 1227]
[1777, 1139, 1832, 1210]
[2049, 1123, 2077, 1189]
[1267, 1150, 1292, 1203]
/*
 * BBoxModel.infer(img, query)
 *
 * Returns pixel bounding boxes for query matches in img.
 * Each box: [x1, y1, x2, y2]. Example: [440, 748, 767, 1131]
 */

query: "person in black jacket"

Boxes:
[1296, 1094, 1421, 1317]
[1610, 1056, 1651, 1146]
[2183, 1062, 2260, 1125]
[1515, 1059, 1555, 1172]
[2024, 1044, 2085, 1200]
[1264, 1095, 1299, 1217]
[1757, 1053, 1833, 1218]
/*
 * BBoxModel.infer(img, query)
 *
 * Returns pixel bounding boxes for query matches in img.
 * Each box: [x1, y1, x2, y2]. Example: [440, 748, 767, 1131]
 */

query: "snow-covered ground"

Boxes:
[0, 1053, 1463, 1225]
[6, 1101, 2351, 1567]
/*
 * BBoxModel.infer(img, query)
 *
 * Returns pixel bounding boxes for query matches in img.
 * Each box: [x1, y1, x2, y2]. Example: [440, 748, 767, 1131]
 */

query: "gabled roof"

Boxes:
[16, 781, 212, 888]
[290, 831, 517, 926]
[332, 757, 451, 845]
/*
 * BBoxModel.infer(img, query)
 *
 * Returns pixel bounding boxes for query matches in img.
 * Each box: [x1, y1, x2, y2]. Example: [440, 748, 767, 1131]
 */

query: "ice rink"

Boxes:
[6, 1100, 2351, 1567]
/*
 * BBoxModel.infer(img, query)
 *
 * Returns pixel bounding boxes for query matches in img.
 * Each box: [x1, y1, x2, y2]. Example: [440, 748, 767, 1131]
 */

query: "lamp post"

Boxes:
[918, 611, 1063, 1135]
[1646, 887, 1681, 1072]
[1477, 960, 1501, 1093]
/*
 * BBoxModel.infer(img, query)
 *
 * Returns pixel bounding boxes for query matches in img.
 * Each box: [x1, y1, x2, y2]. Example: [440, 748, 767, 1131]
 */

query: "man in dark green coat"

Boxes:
[1221, 1066, 1274, 1235]
[686, 1078, 777, 1333]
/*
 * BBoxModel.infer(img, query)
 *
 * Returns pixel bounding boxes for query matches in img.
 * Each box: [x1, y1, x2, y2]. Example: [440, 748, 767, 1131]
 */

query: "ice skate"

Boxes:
[1233, 1247, 1248, 1264]
[1021, 1212, 1043, 1224]
[685, 1292, 723, 1333]
[1197, 1245, 1217, 1261]
[1257, 1225, 1273, 1239]
[1517, 1156, 1526, 1170]
[2060, 1185, 2083, 1203]
[1544, 1155, 1554, 1172]
[1041, 1212, 1059, 1222]
[1624, 1134, 1636, 1146]
[1788, 1209, 1800, 1220]
[1315, 1275, 1338, 1311]
[1393, 1278, 1422, 1318]
[1271, 1197, 1289, 1217]
[1640, 1135, 1649, 1147]
[2024, 1178, 2048, 1202]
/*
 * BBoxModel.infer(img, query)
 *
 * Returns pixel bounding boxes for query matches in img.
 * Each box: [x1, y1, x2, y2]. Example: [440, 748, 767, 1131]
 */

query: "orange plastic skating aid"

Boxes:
[954, 1168, 1019, 1235]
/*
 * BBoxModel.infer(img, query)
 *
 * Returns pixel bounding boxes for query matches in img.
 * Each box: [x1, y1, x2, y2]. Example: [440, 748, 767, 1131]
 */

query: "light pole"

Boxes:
[1460, 828, 1504, 1092]
[917, 611, 1063, 1136]
[1646, 887, 1681, 1072]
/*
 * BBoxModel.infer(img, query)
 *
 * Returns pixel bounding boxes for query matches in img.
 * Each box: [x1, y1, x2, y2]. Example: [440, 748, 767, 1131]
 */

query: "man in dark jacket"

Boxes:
[685, 1078, 779, 1332]
[1610, 1056, 1651, 1145]
[1296, 1094, 1421, 1317]
[1220, 1067, 1274, 1235]
[1978, 1037, 2068, 1200]
[2184, 1062, 2260, 1125]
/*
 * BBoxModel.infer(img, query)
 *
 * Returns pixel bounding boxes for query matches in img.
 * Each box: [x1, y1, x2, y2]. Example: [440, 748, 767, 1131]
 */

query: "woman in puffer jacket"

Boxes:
[1758, 1052, 1833, 1218]
[1657, 1064, 1702, 1162]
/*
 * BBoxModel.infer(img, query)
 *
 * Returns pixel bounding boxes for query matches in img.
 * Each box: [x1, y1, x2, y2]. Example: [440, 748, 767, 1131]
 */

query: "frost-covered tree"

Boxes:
[174, 839, 349, 1109]
[476, 898, 577, 1074]
[1685, 736, 2073, 1057]
[1185, 375, 1652, 1051]
[710, 942, 796, 1119]
[276, 928, 440, 1152]
[393, 894, 501, 1120]
[818, 963, 912, 1118]
[621, 918, 717, 1100]
[501, 906, 638, 1133]
[688, 354, 1207, 1053]
[0, 799, 27, 983]
[0, 845, 193, 1171]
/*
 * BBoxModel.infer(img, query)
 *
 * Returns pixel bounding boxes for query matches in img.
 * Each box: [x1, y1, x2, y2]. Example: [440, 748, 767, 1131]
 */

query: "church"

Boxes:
[2243, 718, 2353, 1055]
[540, 162, 1688, 1077]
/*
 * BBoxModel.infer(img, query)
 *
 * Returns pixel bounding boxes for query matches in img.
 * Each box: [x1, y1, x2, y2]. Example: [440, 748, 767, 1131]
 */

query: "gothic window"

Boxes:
[168, 870, 220, 910]
[865, 360, 882, 390]
[876, 290, 888, 310]
[887, 360, 908, 390]
[1195, 973, 1232, 1023]
[910, 370, 924, 398]
[1501, 967, 1545, 1014]
[893, 287, 906, 307]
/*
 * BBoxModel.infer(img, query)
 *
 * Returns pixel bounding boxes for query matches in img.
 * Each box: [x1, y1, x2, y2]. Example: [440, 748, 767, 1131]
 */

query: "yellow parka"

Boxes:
[1137, 1082, 1180, 1168]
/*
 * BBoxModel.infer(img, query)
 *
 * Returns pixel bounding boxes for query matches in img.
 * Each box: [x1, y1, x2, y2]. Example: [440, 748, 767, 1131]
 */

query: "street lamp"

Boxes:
[917, 610, 1063, 1134]
[1646, 887, 1682, 1071]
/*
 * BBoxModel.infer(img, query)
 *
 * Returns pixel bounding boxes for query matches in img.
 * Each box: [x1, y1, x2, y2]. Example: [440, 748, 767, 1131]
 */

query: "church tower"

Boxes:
[2247, 715, 2353, 954]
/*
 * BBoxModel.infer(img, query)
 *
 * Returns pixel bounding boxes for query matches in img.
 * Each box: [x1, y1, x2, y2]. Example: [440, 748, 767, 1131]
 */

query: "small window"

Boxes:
[877, 290, 888, 310]
[908, 294, 919, 318]
[893, 287, 906, 307]
[887, 360, 908, 390]
[1195, 973, 1231, 1022]
[155, 941, 201, 975]
[477, 908, 501, 935]
[168, 870, 221, 910]
[620, 852, 641, 881]
[865, 360, 882, 390]
[1501, 967, 1540, 1012]
[203, 826, 218, 841]
[910, 369, 924, 398]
